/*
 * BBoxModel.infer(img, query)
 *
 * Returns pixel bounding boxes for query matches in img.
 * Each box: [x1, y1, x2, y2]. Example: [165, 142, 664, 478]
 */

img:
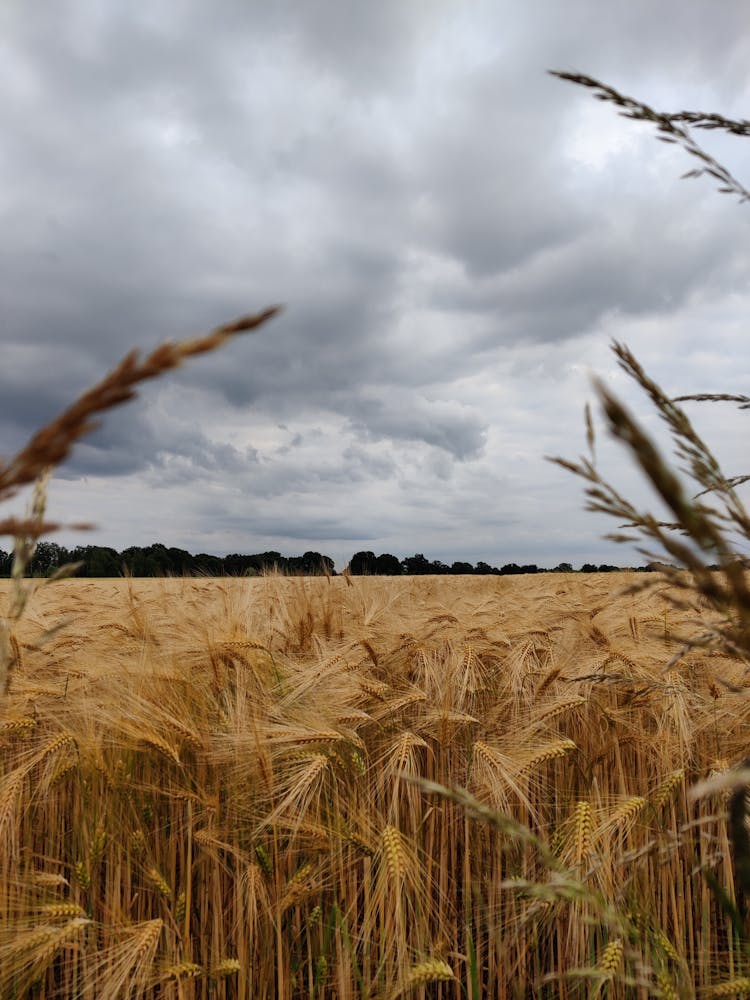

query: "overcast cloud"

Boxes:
[2, 0, 749, 568]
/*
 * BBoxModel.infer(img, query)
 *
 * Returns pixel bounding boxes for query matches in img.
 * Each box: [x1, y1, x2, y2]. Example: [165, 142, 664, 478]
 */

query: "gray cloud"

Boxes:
[2, 0, 749, 567]
[348, 395, 487, 460]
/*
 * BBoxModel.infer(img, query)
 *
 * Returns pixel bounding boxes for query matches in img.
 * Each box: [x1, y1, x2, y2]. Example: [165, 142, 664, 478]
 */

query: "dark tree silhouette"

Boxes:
[374, 553, 402, 575]
[349, 551, 377, 575]
[400, 553, 432, 575]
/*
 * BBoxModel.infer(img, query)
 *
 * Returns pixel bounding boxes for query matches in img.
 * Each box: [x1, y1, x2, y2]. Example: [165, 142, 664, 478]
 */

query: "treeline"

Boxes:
[0, 542, 334, 578]
[348, 551, 626, 576]
[0, 542, 643, 578]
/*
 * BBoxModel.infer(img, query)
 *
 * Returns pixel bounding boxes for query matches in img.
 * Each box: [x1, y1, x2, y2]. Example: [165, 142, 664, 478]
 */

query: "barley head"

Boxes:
[163, 961, 203, 980]
[597, 938, 623, 976]
[381, 825, 406, 882]
[212, 958, 241, 977]
[705, 980, 750, 997]
[407, 958, 455, 985]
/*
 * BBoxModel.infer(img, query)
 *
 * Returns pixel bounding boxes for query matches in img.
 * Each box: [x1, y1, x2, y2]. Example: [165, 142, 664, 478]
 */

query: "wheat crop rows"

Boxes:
[0, 571, 747, 998]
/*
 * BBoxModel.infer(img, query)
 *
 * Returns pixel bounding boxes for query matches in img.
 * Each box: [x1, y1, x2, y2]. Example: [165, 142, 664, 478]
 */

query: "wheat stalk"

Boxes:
[82, 918, 162, 1000]
[0, 307, 280, 503]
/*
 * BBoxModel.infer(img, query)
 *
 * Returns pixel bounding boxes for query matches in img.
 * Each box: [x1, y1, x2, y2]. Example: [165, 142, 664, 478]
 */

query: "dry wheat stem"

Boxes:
[0, 306, 280, 501]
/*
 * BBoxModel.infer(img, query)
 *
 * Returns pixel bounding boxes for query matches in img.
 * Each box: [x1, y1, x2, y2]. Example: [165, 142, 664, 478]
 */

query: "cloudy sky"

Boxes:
[2, 1, 749, 569]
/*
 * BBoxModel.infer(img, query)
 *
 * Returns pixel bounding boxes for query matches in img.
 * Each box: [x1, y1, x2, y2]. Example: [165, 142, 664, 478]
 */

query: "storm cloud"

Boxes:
[2, 0, 749, 567]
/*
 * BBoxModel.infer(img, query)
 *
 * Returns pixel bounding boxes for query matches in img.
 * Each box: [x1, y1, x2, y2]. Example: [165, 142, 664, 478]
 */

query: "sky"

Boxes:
[2, 1, 749, 570]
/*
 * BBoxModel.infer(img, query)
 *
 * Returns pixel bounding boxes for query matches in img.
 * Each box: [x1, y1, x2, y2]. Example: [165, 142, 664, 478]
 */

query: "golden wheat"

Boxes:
[0, 573, 747, 996]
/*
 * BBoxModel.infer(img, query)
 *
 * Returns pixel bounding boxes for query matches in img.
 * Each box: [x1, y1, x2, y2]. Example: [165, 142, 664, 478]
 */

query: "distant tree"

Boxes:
[224, 553, 253, 575]
[429, 559, 451, 575]
[520, 565, 539, 574]
[374, 553, 402, 575]
[451, 561, 475, 574]
[0, 549, 11, 576]
[120, 546, 159, 576]
[72, 545, 119, 577]
[29, 541, 70, 577]
[300, 551, 331, 575]
[553, 562, 573, 573]
[166, 546, 192, 574]
[92, 547, 121, 577]
[349, 551, 377, 575]
[20, 541, 338, 579]
[500, 563, 523, 575]
[580, 563, 598, 573]
[475, 561, 498, 575]
[252, 551, 283, 574]
[401, 553, 432, 575]
[140, 543, 172, 574]
[598, 564, 619, 573]
[193, 553, 224, 575]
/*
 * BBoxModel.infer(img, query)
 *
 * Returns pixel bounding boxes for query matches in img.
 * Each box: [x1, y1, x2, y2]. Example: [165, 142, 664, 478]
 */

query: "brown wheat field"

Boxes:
[0, 571, 747, 999]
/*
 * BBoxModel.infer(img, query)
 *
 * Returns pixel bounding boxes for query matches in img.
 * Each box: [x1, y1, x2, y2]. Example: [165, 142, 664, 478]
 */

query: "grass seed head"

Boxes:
[407, 958, 455, 985]
[705, 980, 750, 997]
[146, 868, 171, 898]
[655, 970, 679, 999]
[74, 860, 90, 891]
[163, 961, 203, 980]
[39, 902, 87, 920]
[517, 738, 577, 777]
[597, 938, 623, 976]
[381, 825, 406, 882]
[212, 958, 241, 977]
[572, 800, 594, 865]
[652, 770, 685, 809]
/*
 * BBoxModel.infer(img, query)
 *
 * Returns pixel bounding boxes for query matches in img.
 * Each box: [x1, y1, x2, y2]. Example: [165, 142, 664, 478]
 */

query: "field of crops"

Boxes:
[0, 571, 747, 998]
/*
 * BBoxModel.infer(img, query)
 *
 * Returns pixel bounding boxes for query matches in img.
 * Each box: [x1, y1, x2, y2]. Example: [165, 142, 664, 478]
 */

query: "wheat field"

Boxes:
[0, 570, 747, 998]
